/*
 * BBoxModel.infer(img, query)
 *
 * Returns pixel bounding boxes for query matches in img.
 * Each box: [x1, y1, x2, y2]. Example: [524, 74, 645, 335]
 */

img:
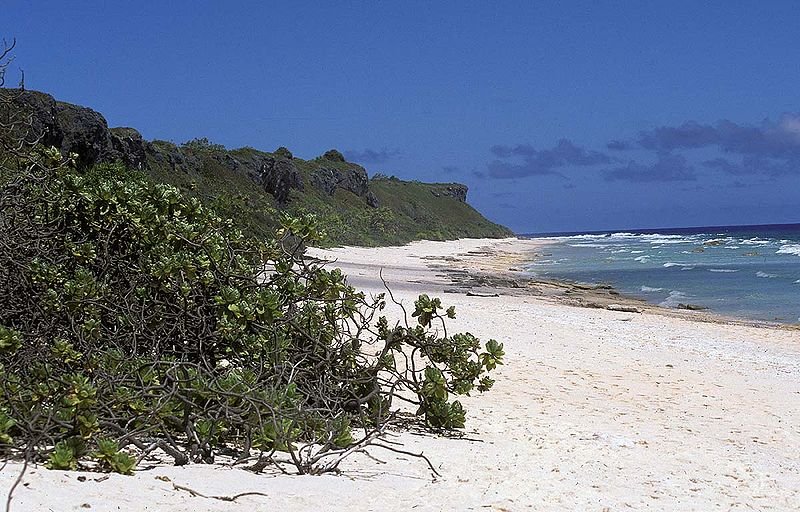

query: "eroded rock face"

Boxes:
[54, 100, 116, 168]
[221, 148, 304, 204]
[365, 190, 379, 208]
[310, 163, 370, 198]
[0, 89, 368, 208]
[110, 127, 147, 170]
[147, 140, 200, 175]
[1, 89, 141, 169]
[0, 89, 62, 148]
[430, 183, 468, 202]
[257, 155, 304, 204]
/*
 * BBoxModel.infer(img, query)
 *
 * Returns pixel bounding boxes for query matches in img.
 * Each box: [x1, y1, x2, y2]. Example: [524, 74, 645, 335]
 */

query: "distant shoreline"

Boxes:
[514, 229, 800, 327]
[519, 220, 800, 238]
[316, 236, 796, 331]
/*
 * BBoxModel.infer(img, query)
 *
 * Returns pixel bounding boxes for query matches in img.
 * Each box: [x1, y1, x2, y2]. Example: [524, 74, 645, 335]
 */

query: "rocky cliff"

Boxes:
[0, 88, 511, 245]
[1, 89, 386, 207]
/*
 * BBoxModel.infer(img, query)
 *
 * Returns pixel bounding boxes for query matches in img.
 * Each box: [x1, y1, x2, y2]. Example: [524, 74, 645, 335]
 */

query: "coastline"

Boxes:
[3, 237, 799, 510]
[313, 236, 797, 330]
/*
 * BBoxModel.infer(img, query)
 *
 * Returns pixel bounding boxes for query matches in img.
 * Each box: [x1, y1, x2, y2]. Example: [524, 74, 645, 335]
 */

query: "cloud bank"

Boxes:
[634, 114, 800, 158]
[603, 154, 696, 182]
[483, 113, 800, 184]
[609, 113, 800, 178]
[487, 139, 611, 179]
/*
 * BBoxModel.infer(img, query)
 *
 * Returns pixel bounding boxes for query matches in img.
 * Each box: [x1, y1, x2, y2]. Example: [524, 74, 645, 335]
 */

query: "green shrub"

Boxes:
[0, 148, 503, 474]
[274, 146, 293, 159]
[94, 438, 136, 475]
[47, 441, 78, 470]
[181, 137, 226, 153]
[320, 149, 346, 162]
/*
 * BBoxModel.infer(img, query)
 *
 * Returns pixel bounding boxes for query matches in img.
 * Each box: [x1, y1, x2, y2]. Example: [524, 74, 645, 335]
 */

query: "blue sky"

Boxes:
[3, 1, 799, 233]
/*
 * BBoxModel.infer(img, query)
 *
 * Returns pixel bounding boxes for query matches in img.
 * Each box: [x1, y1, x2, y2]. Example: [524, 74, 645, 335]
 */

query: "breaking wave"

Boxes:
[660, 290, 689, 307]
[776, 244, 800, 257]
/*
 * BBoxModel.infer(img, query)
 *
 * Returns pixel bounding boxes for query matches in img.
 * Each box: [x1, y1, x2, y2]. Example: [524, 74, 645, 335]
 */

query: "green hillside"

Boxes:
[2, 89, 513, 246]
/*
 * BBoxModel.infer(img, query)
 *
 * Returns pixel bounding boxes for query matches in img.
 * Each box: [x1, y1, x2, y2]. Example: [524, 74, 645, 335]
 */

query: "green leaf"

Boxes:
[47, 441, 77, 471]
[0, 326, 21, 354]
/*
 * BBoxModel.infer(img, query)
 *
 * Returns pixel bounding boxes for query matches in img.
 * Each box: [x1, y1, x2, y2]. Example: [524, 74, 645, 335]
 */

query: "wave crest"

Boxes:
[777, 244, 800, 257]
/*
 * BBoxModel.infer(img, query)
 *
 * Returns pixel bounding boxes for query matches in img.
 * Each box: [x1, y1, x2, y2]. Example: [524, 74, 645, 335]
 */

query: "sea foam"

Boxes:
[776, 244, 800, 257]
[527, 224, 800, 323]
[660, 290, 688, 307]
[741, 238, 770, 246]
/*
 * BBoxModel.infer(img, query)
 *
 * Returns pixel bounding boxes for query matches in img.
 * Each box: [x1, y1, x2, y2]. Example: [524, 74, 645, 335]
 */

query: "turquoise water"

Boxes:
[522, 223, 800, 324]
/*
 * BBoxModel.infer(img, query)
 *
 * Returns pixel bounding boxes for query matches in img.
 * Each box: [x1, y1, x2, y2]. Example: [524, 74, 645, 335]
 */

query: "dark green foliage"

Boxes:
[367, 179, 512, 243]
[320, 149, 346, 162]
[0, 149, 504, 474]
[274, 146, 293, 159]
[95, 439, 136, 475]
[145, 139, 510, 246]
[0, 326, 21, 354]
[181, 137, 226, 153]
[0, 408, 15, 444]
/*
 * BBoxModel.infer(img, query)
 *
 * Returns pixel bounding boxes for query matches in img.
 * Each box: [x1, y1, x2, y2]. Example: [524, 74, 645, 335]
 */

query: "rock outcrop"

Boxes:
[0, 89, 311, 204]
[1, 89, 61, 147]
[429, 183, 468, 202]
[310, 162, 379, 206]
[1, 88, 512, 243]
[255, 155, 304, 204]
[110, 127, 147, 170]
[2, 90, 480, 212]
[147, 140, 200, 175]
[1, 89, 117, 168]
[54, 100, 117, 168]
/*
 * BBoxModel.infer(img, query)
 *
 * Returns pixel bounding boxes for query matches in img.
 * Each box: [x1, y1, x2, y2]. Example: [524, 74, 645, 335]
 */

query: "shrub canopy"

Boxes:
[0, 147, 504, 474]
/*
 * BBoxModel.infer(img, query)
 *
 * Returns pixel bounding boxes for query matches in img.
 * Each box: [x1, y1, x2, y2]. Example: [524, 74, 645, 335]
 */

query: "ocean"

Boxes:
[522, 223, 800, 324]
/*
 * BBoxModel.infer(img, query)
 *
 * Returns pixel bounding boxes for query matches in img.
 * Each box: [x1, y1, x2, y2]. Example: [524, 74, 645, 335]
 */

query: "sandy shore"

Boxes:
[3, 237, 799, 511]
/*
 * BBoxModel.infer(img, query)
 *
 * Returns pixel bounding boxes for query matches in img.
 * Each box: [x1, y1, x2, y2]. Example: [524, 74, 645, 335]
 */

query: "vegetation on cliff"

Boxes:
[0, 88, 512, 246]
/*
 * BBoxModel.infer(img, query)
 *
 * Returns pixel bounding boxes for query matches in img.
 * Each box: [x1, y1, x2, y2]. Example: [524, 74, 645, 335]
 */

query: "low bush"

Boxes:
[0, 148, 504, 475]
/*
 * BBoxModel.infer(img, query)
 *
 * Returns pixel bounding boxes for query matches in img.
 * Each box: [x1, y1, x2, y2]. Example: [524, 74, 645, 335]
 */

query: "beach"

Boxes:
[2, 237, 799, 511]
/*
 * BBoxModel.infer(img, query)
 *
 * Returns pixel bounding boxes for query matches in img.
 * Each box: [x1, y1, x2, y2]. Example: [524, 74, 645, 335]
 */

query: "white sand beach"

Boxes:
[2, 237, 799, 511]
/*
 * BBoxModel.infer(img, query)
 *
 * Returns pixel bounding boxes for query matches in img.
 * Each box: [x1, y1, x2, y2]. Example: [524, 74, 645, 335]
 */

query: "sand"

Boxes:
[2, 237, 799, 511]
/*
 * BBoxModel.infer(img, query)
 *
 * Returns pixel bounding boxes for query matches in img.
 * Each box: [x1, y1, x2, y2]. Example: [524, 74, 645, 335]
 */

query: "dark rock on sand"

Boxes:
[606, 304, 642, 313]
[677, 303, 709, 311]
